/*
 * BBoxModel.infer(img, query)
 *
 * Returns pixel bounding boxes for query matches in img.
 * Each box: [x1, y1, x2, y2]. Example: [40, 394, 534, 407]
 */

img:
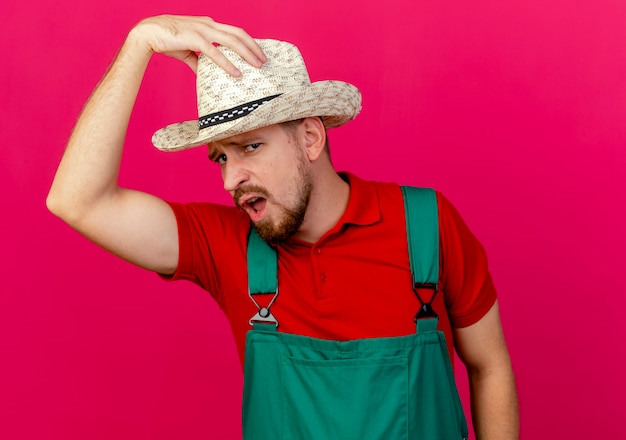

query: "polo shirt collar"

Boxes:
[284, 172, 381, 247]
[336, 172, 381, 227]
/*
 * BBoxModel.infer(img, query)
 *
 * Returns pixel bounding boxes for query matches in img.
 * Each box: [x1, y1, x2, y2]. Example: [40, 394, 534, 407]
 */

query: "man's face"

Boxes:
[209, 123, 313, 244]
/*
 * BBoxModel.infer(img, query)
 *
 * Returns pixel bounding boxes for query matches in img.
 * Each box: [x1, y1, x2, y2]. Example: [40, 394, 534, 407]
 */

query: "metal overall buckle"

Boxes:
[248, 287, 279, 327]
[413, 283, 439, 321]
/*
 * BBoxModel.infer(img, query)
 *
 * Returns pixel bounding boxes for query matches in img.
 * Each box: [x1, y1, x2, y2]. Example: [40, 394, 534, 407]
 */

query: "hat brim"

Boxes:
[152, 80, 361, 152]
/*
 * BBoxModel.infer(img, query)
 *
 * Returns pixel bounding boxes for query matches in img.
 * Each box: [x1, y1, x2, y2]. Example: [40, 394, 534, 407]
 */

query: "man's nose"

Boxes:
[222, 158, 249, 193]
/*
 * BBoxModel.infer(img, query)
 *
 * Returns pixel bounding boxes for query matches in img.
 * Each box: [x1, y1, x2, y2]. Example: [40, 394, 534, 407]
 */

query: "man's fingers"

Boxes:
[167, 18, 266, 77]
[209, 21, 268, 65]
[135, 15, 267, 77]
[200, 43, 243, 77]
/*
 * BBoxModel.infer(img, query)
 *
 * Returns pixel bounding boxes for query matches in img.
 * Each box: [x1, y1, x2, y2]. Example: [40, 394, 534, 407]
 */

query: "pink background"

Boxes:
[2, 1, 625, 439]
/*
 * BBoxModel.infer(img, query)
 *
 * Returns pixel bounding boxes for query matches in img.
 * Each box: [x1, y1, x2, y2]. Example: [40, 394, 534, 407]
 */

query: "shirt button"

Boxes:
[320, 273, 327, 282]
[314, 248, 322, 255]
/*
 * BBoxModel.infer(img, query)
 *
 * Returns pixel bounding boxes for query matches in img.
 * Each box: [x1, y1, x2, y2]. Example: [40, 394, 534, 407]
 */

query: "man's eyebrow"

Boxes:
[208, 148, 220, 162]
[208, 142, 227, 161]
[221, 135, 261, 147]
[208, 136, 262, 161]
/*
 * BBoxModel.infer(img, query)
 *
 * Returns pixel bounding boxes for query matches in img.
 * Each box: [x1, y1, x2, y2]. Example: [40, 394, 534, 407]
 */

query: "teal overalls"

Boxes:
[242, 187, 468, 439]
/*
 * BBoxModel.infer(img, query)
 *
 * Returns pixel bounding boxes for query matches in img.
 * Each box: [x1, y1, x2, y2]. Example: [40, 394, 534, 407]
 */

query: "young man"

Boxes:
[48, 14, 518, 439]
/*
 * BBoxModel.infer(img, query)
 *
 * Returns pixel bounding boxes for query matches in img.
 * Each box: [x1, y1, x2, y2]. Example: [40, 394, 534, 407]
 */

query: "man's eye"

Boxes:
[244, 143, 260, 152]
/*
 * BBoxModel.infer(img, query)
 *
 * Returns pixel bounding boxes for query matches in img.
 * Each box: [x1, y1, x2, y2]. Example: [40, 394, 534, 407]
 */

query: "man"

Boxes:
[48, 14, 518, 439]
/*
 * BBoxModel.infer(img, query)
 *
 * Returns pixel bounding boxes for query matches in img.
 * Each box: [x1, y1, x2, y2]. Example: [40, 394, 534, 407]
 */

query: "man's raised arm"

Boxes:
[47, 15, 266, 274]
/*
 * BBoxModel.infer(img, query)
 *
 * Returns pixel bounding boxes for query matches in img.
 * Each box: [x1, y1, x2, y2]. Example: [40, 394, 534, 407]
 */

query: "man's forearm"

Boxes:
[47, 31, 152, 222]
[469, 367, 519, 440]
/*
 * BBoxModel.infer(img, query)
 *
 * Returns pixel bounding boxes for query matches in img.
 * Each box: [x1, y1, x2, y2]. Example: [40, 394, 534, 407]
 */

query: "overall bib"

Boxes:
[242, 187, 468, 440]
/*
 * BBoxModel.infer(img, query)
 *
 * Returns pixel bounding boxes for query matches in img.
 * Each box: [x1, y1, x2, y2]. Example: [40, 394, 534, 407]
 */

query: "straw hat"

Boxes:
[152, 39, 362, 151]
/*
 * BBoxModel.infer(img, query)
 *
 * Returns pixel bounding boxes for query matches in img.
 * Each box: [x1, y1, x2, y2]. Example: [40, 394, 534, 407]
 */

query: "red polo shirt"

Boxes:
[164, 173, 497, 365]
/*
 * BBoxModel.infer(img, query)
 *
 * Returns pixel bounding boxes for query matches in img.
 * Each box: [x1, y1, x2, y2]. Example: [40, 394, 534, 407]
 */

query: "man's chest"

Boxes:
[219, 221, 423, 353]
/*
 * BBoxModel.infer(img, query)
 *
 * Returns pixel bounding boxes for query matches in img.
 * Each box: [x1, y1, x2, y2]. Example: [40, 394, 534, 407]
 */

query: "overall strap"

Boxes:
[400, 186, 440, 329]
[247, 228, 279, 328]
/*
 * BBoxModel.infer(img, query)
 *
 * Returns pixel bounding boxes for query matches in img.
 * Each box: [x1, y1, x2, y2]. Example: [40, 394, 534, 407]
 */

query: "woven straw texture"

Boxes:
[152, 39, 361, 151]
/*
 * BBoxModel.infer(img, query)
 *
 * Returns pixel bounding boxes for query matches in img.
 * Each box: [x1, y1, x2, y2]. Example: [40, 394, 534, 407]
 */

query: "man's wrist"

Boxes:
[123, 21, 155, 63]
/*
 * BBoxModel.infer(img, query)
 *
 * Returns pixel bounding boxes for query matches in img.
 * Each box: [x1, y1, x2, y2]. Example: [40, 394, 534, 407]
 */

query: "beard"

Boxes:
[234, 154, 313, 245]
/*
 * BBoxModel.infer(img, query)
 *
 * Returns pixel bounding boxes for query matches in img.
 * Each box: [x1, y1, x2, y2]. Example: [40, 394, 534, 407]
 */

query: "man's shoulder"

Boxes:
[344, 173, 446, 210]
[341, 172, 404, 195]
[343, 172, 440, 194]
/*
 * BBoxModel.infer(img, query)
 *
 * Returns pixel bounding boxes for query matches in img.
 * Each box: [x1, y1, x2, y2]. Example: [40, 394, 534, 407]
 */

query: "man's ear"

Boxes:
[300, 117, 326, 161]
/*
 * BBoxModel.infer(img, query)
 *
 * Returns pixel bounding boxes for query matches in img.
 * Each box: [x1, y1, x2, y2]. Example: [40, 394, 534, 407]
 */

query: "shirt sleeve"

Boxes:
[437, 192, 498, 328]
[159, 201, 250, 303]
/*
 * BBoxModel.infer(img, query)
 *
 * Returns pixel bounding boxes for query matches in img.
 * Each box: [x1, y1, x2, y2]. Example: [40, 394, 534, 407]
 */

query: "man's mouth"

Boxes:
[234, 186, 272, 223]
[237, 194, 268, 222]
[245, 197, 266, 214]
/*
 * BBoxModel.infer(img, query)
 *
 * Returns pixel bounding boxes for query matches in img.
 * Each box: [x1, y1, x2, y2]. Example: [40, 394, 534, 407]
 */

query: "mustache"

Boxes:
[233, 185, 272, 207]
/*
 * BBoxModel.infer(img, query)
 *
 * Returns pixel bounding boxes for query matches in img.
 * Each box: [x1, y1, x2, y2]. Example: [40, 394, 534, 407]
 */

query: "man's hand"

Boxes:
[128, 15, 267, 75]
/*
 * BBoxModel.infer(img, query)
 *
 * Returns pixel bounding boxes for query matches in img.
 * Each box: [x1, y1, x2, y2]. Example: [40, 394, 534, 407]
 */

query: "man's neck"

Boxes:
[294, 170, 350, 244]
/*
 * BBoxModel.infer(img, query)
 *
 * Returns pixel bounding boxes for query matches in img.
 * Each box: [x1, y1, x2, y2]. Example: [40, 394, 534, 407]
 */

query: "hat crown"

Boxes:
[196, 40, 311, 119]
[152, 38, 361, 151]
